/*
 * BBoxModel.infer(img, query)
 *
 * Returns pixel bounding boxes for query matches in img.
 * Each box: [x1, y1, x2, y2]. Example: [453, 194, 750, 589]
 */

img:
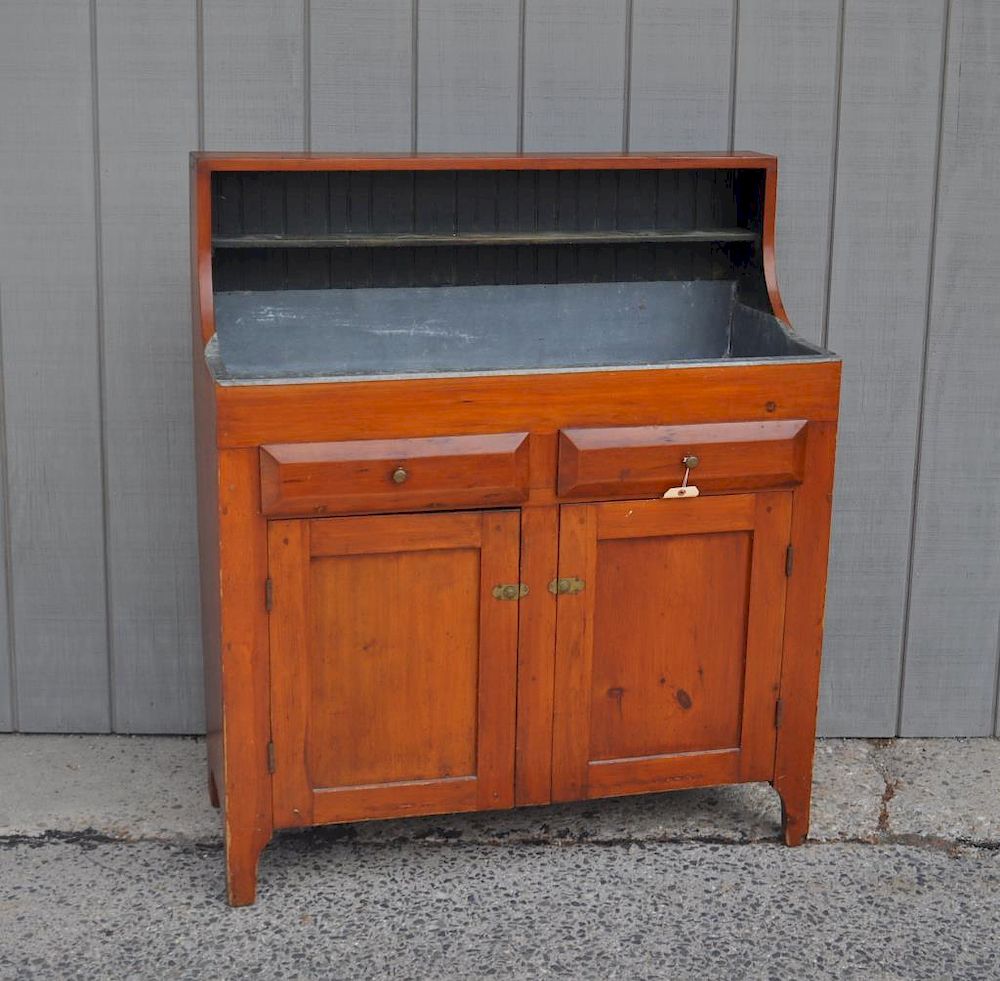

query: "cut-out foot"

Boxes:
[226, 830, 269, 907]
[775, 781, 810, 847]
[208, 768, 220, 809]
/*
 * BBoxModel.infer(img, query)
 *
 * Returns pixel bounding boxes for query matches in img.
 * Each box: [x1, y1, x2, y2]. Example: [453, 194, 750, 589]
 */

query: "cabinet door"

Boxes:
[269, 510, 520, 827]
[552, 493, 792, 801]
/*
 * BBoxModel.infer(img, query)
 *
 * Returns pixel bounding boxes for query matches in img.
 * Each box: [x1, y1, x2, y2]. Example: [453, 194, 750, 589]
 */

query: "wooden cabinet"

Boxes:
[192, 152, 841, 905]
[268, 510, 519, 826]
[551, 494, 791, 801]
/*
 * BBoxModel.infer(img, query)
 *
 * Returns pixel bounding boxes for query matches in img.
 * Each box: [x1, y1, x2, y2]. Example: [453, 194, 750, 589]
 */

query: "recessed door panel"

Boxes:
[590, 531, 752, 761]
[552, 493, 792, 802]
[307, 547, 481, 788]
[269, 510, 520, 828]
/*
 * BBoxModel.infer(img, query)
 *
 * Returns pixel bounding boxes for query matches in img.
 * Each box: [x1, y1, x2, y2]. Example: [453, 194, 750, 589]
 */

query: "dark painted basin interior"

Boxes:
[209, 280, 835, 383]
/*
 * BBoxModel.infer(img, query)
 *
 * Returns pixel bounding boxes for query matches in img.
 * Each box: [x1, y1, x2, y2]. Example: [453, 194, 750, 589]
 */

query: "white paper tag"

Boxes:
[662, 485, 700, 499]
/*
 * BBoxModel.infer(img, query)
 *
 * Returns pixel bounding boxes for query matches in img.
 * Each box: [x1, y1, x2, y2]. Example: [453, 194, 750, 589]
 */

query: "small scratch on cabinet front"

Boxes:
[608, 687, 625, 717]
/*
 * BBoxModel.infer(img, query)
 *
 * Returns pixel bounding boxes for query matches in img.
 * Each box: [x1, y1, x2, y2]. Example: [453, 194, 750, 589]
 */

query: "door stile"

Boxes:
[475, 510, 521, 809]
[267, 519, 315, 826]
[551, 504, 599, 802]
[737, 492, 793, 780]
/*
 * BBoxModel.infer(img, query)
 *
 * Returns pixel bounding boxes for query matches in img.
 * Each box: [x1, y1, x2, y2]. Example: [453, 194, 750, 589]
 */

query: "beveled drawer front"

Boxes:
[557, 420, 807, 499]
[260, 432, 530, 517]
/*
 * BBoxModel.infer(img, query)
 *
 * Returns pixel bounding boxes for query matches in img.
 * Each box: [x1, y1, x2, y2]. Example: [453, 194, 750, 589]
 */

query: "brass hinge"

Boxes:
[267, 741, 276, 774]
[775, 699, 784, 730]
[785, 545, 794, 577]
[492, 582, 529, 600]
[548, 576, 585, 596]
[264, 577, 274, 611]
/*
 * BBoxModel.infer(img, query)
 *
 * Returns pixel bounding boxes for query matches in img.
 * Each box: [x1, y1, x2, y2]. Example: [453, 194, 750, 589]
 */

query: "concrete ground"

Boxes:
[0, 737, 997, 980]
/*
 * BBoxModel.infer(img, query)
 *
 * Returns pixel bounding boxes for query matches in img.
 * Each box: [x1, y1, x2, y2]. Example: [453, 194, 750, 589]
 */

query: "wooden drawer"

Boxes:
[557, 421, 807, 500]
[260, 432, 530, 517]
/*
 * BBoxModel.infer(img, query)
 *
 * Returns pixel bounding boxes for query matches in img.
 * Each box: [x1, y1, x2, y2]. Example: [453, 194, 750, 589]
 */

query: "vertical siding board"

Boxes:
[522, 0, 627, 152]
[628, 0, 733, 151]
[0, 304, 11, 730]
[310, 0, 414, 151]
[95, 2, 202, 732]
[732, 0, 840, 345]
[902, 0, 1000, 736]
[818, 0, 947, 736]
[0, 1, 109, 730]
[417, 0, 520, 152]
[202, 0, 306, 151]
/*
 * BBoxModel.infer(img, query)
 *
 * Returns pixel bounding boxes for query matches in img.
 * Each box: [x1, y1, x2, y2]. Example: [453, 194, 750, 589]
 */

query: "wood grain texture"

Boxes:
[773, 422, 838, 844]
[310, 0, 413, 151]
[270, 510, 519, 827]
[739, 492, 793, 780]
[514, 504, 559, 805]
[196, 151, 776, 172]
[818, 0, 946, 736]
[259, 432, 530, 517]
[202, 0, 305, 150]
[267, 520, 313, 825]
[95, 0, 202, 733]
[307, 546, 481, 788]
[311, 777, 479, 825]
[522, 0, 627, 152]
[416, 0, 520, 151]
[628, 0, 733, 151]
[587, 749, 741, 798]
[215, 362, 841, 448]
[902, 0, 1000, 737]
[733, 0, 840, 343]
[216, 448, 272, 905]
[589, 531, 752, 760]
[550, 504, 598, 801]
[553, 493, 790, 801]
[0, 0, 109, 730]
[557, 421, 807, 499]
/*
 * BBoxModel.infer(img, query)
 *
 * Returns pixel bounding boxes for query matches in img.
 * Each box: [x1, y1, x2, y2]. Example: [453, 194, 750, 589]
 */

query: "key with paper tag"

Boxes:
[663, 454, 700, 499]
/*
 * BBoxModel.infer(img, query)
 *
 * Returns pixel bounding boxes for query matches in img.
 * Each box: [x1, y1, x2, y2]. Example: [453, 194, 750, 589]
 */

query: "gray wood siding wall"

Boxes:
[0, 0, 997, 736]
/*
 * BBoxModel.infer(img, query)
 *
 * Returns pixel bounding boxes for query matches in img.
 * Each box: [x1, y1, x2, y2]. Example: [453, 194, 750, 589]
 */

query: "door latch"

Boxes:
[548, 577, 585, 595]
[491, 582, 529, 600]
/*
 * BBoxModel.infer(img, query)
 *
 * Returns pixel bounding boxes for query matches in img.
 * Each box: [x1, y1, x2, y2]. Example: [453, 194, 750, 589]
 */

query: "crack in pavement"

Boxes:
[2, 827, 999, 855]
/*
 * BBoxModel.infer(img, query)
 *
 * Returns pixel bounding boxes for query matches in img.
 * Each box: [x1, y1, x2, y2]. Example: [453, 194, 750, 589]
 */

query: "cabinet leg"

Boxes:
[225, 829, 270, 907]
[774, 777, 811, 847]
[207, 767, 220, 809]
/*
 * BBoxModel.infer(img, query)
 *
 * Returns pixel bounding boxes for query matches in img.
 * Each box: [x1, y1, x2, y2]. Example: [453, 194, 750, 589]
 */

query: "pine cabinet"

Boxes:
[267, 509, 520, 826]
[192, 152, 841, 905]
[551, 493, 792, 801]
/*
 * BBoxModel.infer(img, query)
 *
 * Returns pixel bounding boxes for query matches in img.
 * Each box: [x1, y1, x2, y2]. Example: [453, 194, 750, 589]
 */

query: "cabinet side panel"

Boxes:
[194, 363, 222, 794]
[902, 1, 1000, 736]
[0, 0, 109, 729]
[217, 449, 272, 851]
[773, 421, 838, 835]
[819, 0, 946, 736]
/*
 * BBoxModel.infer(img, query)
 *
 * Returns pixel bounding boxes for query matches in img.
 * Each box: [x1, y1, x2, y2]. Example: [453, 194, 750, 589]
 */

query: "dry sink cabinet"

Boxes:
[191, 152, 841, 905]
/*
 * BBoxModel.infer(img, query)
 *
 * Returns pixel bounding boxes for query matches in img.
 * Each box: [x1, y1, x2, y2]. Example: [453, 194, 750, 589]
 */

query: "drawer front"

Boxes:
[260, 432, 530, 517]
[558, 420, 807, 500]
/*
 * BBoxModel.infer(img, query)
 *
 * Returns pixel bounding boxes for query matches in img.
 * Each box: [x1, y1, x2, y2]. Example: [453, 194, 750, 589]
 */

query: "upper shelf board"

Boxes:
[212, 229, 760, 250]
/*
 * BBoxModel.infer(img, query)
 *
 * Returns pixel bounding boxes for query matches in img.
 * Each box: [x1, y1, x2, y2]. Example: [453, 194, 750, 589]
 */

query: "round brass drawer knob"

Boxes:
[391, 467, 409, 484]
